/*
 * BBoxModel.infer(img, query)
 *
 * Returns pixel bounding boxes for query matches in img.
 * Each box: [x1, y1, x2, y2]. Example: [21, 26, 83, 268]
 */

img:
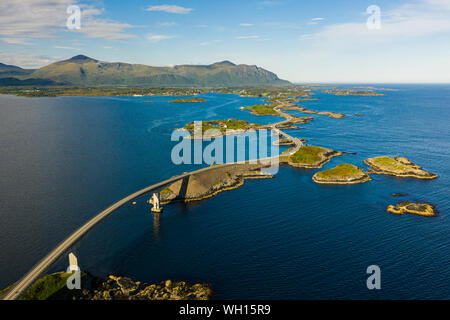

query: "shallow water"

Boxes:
[0, 86, 449, 299]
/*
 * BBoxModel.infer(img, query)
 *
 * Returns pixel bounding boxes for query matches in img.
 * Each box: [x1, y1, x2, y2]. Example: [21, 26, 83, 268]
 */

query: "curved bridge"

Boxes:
[2, 128, 301, 300]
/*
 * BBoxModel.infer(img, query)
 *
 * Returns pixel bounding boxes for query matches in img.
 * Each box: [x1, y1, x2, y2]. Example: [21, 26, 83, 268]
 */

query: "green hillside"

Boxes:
[0, 63, 34, 78]
[22, 55, 290, 87]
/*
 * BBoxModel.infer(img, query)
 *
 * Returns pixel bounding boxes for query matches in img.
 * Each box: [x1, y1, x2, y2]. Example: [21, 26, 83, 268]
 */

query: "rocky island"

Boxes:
[280, 104, 346, 119]
[312, 163, 371, 184]
[158, 162, 274, 204]
[168, 97, 207, 103]
[179, 119, 264, 139]
[242, 104, 279, 116]
[274, 138, 296, 146]
[282, 145, 342, 168]
[386, 201, 437, 217]
[364, 156, 438, 179]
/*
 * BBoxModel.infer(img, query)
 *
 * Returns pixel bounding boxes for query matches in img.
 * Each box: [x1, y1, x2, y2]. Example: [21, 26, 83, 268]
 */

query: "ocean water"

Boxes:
[0, 85, 449, 299]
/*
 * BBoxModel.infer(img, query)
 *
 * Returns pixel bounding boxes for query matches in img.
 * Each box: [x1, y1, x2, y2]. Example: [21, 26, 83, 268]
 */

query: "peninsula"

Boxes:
[364, 156, 438, 179]
[312, 163, 371, 184]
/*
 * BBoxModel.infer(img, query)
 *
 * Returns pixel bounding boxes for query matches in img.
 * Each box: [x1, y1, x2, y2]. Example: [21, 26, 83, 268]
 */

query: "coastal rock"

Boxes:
[110, 275, 139, 295]
[392, 193, 408, 197]
[364, 156, 438, 179]
[312, 163, 371, 184]
[81, 275, 212, 300]
[386, 201, 436, 217]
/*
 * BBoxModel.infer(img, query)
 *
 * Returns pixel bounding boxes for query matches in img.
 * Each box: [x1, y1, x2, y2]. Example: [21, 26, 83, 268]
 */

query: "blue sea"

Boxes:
[0, 85, 449, 299]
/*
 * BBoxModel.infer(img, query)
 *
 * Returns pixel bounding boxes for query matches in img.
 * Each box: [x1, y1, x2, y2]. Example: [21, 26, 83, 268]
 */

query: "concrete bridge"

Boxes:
[2, 128, 301, 300]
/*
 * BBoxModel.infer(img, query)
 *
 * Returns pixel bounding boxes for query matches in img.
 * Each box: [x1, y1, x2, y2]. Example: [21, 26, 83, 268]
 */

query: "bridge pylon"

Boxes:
[150, 192, 163, 213]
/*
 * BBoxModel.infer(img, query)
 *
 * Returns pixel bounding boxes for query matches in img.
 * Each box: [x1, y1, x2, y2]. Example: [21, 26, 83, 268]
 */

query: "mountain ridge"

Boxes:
[0, 55, 291, 87]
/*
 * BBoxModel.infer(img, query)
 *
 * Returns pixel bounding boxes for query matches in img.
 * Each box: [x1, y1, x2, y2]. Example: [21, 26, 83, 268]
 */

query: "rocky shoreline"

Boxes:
[80, 275, 212, 300]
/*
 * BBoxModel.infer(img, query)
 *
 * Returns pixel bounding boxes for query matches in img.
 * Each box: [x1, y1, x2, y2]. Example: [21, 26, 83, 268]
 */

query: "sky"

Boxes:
[0, 0, 449, 83]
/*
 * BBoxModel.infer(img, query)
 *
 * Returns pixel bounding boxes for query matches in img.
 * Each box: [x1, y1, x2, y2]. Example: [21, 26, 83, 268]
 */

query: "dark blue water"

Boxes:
[0, 86, 449, 299]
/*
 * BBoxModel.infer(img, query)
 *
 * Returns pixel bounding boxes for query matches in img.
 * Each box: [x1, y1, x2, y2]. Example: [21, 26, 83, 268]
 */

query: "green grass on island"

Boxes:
[0, 272, 80, 300]
[183, 119, 261, 134]
[288, 146, 327, 164]
[243, 104, 278, 115]
[160, 186, 174, 196]
[370, 156, 407, 171]
[19, 272, 75, 300]
[168, 97, 207, 103]
[314, 163, 363, 179]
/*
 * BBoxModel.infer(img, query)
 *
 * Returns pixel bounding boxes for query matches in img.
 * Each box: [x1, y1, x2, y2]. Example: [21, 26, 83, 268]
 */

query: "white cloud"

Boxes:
[290, 0, 450, 83]
[200, 40, 222, 46]
[146, 34, 174, 42]
[53, 45, 81, 50]
[0, 0, 136, 42]
[301, 0, 450, 46]
[308, 18, 324, 25]
[0, 51, 62, 68]
[159, 21, 177, 27]
[298, 34, 313, 39]
[0, 38, 32, 45]
[78, 18, 135, 40]
[146, 5, 193, 14]
[240, 23, 253, 27]
[259, 1, 282, 7]
[236, 35, 260, 39]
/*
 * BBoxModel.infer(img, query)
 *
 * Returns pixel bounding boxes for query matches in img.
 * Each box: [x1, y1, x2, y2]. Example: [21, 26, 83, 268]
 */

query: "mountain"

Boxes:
[0, 62, 22, 71]
[0, 63, 34, 78]
[21, 55, 290, 87]
[0, 77, 58, 86]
